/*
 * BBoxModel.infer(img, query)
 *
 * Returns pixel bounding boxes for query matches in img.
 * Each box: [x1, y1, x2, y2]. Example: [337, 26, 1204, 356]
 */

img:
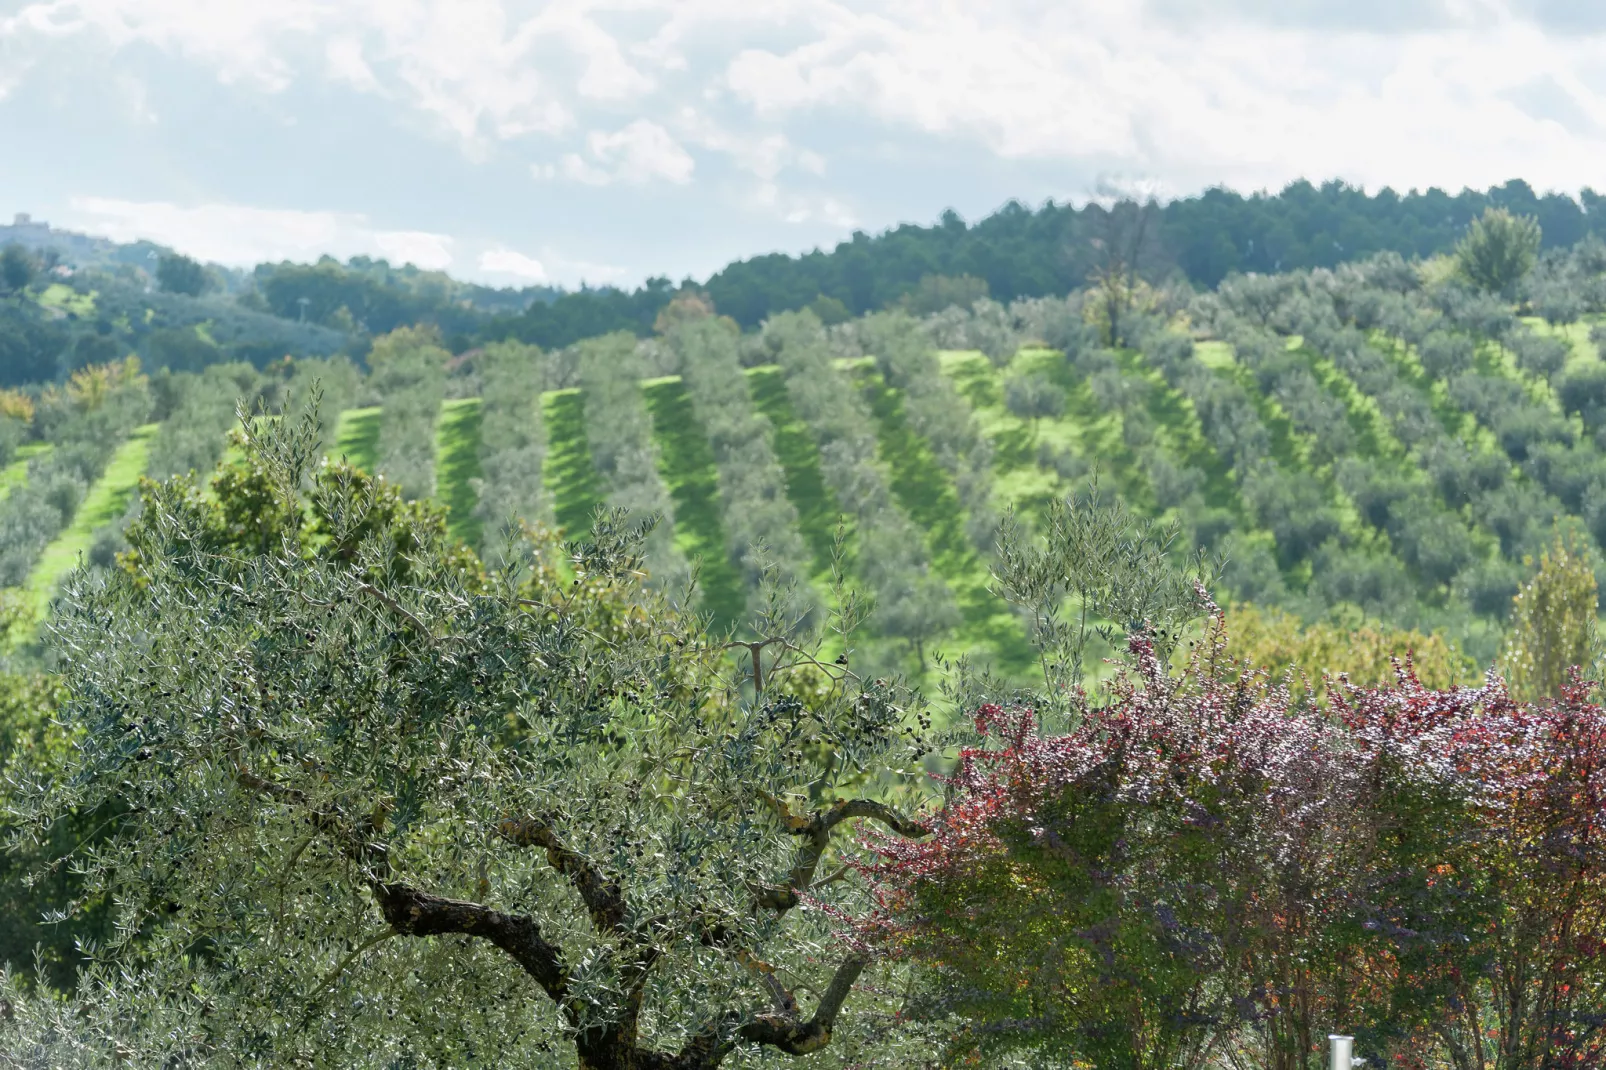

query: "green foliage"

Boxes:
[670, 315, 814, 623]
[1222, 601, 1478, 704]
[9, 409, 938, 1068]
[1455, 206, 1542, 296]
[991, 481, 1218, 721]
[577, 332, 690, 594]
[1, 244, 36, 294]
[0, 359, 150, 591]
[0, 299, 66, 385]
[145, 363, 265, 480]
[155, 253, 209, 297]
[142, 325, 221, 372]
[1499, 527, 1599, 700]
[897, 274, 990, 316]
[0, 670, 111, 991]
[254, 255, 514, 338]
[639, 375, 746, 628]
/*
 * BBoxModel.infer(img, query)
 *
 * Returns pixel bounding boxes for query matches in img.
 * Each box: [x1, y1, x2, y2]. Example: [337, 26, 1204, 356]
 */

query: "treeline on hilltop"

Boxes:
[2, 179, 1604, 387]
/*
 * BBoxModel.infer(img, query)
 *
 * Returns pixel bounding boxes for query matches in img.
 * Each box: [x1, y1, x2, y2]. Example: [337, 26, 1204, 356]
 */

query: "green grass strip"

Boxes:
[0, 443, 52, 503]
[20, 423, 159, 622]
[1524, 315, 1602, 370]
[939, 351, 1067, 523]
[541, 389, 604, 538]
[1116, 347, 1241, 517]
[433, 397, 484, 547]
[745, 366, 842, 575]
[1296, 340, 1408, 465]
[333, 405, 381, 471]
[1025, 348, 1157, 512]
[851, 364, 1036, 675]
[640, 377, 746, 630]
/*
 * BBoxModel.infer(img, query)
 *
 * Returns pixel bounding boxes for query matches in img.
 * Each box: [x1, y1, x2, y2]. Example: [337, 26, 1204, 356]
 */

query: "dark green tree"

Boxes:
[0, 245, 35, 295]
[1455, 206, 1541, 296]
[156, 253, 210, 297]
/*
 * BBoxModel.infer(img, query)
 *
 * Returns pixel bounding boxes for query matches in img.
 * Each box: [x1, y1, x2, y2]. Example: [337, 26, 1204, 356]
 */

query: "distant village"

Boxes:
[0, 213, 165, 279]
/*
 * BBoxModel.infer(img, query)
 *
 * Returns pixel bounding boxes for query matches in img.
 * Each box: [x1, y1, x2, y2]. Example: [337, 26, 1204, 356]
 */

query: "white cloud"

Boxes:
[63, 197, 455, 270]
[477, 247, 548, 282]
[543, 119, 695, 186]
[7, 0, 1606, 282]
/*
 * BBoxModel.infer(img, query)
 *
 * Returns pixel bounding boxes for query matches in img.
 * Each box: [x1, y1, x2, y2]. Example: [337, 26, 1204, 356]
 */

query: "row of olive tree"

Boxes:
[670, 315, 815, 622]
[761, 311, 959, 669]
[471, 340, 551, 563]
[577, 332, 690, 592]
[0, 360, 150, 589]
[370, 326, 448, 500]
[855, 312, 1001, 556]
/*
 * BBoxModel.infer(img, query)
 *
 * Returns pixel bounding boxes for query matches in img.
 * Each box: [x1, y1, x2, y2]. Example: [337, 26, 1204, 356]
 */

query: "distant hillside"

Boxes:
[0, 213, 170, 275]
[3, 235, 1604, 679]
[6, 179, 1602, 380]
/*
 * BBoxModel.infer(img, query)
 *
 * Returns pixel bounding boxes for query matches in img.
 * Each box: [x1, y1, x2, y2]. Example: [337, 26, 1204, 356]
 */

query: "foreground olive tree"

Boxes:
[7, 408, 933, 1068]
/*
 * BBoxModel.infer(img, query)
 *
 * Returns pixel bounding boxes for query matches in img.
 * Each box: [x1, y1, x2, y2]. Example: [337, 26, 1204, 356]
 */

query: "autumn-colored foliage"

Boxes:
[1499, 528, 1599, 701]
[1222, 602, 1478, 705]
[863, 615, 1606, 1070]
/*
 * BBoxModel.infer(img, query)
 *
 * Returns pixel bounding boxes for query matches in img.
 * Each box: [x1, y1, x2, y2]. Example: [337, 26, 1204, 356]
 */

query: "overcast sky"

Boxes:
[1, 1, 1603, 288]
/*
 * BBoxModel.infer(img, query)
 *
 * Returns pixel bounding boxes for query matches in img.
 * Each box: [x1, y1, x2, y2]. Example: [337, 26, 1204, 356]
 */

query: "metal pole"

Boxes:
[1330, 1035, 1354, 1070]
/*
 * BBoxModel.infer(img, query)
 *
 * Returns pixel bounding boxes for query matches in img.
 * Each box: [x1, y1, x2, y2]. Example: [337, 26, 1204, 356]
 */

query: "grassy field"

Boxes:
[746, 366, 841, 576]
[333, 406, 381, 472]
[0, 444, 52, 503]
[541, 389, 603, 537]
[433, 397, 484, 547]
[21, 423, 159, 623]
[36, 283, 95, 318]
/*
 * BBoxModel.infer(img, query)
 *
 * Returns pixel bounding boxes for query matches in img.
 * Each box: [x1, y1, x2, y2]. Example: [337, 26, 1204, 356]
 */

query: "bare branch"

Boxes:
[234, 771, 572, 1004]
[736, 953, 870, 1056]
[499, 815, 627, 936]
[371, 882, 569, 1000]
[356, 583, 428, 633]
[749, 798, 929, 917]
[813, 798, 928, 840]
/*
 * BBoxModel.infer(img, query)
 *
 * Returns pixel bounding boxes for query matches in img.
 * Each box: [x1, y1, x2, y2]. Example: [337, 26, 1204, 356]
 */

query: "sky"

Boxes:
[0, 1, 1603, 289]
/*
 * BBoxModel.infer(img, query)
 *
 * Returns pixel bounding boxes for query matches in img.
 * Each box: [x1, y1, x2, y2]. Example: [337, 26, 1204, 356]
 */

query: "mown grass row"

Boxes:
[640, 376, 746, 630]
[20, 424, 159, 624]
[847, 362, 1037, 676]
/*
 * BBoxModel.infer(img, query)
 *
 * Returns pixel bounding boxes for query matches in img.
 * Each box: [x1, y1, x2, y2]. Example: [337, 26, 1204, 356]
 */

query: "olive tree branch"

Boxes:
[232, 768, 572, 1001]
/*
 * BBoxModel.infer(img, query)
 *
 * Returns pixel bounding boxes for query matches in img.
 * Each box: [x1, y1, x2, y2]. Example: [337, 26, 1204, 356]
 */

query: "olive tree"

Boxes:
[8, 405, 934, 1068]
[1454, 206, 1541, 297]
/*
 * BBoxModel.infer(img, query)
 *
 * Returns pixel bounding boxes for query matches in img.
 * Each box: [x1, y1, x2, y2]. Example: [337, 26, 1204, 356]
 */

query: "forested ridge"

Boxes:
[5, 193, 1606, 1066]
[3, 179, 1603, 381]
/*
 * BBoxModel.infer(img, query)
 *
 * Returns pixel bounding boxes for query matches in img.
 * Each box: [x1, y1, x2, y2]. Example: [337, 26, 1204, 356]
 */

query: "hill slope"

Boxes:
[6, 250, 1606, 677]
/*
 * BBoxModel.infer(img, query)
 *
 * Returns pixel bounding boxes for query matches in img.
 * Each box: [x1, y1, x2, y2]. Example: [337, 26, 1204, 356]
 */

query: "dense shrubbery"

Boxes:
[867, 622, 1606, 1070]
